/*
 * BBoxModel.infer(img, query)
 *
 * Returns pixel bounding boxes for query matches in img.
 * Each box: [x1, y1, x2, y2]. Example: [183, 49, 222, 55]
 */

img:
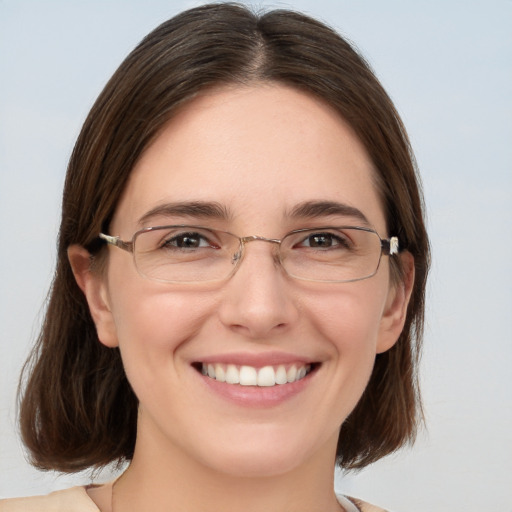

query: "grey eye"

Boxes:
[299, 232, 349, 249]
[163, 232, 211, 249]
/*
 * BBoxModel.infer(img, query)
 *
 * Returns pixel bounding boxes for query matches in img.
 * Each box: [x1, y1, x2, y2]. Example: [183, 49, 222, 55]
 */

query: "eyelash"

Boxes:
[295, 232, 352, 250]
[160, 231, 220, 250]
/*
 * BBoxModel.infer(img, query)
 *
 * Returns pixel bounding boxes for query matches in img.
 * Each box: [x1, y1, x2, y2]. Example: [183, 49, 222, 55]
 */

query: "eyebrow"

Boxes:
[137, 199, 369, 227]
[287, 200, 370, 225]
[138, 201, 231, 226]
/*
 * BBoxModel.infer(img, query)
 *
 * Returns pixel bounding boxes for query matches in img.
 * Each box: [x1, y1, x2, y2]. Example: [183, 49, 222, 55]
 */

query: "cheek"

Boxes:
[106, 254, 208, 347]
[111, 289, 216, 356]
[303, 278, 389, 354]
[107, 286, 221, 418]
[291, 283, 390, 437]
[106, 258, 215, 384]
[300, 279, 389, 415]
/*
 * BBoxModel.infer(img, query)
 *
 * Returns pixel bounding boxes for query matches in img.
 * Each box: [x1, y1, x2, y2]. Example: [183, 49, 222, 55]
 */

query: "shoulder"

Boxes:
[0, 487, 99, 512]
[353, 500, 389, 512]
[337, 494, 390, 512]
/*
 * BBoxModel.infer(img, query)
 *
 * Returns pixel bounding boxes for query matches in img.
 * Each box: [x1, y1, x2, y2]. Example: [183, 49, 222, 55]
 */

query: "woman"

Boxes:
[2, 3, 429, 511]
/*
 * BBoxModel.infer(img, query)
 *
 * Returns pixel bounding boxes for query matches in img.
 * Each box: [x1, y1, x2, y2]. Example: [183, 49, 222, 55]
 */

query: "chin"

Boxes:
[209, 450, 307, 479]
[194, 429, 325, 479]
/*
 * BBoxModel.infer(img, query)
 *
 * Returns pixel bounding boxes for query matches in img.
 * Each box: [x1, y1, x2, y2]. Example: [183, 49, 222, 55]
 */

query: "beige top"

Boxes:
[0, 486, 102, 512]
[0, 484, 388, 512]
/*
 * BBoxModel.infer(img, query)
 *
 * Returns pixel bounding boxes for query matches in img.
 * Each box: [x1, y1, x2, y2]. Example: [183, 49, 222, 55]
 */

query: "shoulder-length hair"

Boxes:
[19, 2, 430, 472]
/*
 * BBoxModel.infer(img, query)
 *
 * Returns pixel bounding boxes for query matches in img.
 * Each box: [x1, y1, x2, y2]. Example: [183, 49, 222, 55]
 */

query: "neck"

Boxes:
[112, 420, 341, 512]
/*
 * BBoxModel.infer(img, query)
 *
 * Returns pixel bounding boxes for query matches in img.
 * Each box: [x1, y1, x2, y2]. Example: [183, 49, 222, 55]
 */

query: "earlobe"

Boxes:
[67, 244, 119, 348]
[376, 252, 415, 354]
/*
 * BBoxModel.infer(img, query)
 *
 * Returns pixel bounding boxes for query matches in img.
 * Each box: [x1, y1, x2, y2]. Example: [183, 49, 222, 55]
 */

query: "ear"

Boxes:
[376, 251, 415, 354]
[67, 244, 119, 348]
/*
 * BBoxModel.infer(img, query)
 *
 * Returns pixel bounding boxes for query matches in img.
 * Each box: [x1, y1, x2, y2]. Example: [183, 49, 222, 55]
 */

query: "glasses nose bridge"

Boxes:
[239, 235, 282, 246]
[232, 235, 283, 268]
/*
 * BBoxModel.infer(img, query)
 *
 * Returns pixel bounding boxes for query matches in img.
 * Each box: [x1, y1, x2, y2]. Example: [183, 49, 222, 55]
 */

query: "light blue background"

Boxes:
[1, 1, 511, 510]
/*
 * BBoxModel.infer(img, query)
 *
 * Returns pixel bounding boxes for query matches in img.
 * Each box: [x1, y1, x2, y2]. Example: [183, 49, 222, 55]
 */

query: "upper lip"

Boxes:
[193, 351, 318, 368]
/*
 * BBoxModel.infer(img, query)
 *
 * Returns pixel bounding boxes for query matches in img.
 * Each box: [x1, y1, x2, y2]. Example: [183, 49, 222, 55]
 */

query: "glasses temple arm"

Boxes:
[98, 233, 133, 252]
[381, 236, 399, 256]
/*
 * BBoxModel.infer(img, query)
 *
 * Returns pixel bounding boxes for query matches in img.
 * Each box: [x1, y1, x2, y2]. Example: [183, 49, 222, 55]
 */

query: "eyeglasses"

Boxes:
[98, 225, 399, 284]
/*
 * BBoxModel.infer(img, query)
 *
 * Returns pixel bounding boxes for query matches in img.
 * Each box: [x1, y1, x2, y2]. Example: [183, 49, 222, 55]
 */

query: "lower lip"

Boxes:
[198, 368, 317, 408]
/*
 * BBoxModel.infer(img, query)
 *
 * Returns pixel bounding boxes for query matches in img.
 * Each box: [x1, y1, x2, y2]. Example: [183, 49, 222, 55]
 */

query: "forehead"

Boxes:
[111, 84, 386, 235]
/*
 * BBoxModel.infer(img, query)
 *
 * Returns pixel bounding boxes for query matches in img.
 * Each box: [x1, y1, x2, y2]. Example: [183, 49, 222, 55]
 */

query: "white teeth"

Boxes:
[275, 365, 288, 385]
[225, 364, 239, 384]
[239, 366, 258, 386]
[215, 365, 226, 383]
[200, 363, 312, 387]
[286, 365, 297, 383]
[257, 366, 275, 387]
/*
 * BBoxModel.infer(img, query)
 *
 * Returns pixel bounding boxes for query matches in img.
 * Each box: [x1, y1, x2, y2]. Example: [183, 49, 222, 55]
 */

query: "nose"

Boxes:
[217, 239, 300, 339]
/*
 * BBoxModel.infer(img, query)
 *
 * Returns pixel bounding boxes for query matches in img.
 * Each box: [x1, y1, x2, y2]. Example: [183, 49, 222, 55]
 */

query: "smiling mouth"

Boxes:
[195, 363, 315, 387]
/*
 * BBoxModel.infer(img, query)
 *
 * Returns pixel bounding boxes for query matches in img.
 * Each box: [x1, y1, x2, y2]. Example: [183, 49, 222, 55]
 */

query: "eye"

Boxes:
[297, 232, 351, 250]
[162, 231, 215, 249]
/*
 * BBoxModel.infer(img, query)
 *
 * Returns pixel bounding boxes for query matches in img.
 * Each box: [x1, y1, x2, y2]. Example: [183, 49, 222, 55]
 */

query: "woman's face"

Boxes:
[83, 84, 408, 477]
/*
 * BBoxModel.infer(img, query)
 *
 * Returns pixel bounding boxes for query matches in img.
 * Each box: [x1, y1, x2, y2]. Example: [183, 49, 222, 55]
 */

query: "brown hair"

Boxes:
[19, 2, 429, 472]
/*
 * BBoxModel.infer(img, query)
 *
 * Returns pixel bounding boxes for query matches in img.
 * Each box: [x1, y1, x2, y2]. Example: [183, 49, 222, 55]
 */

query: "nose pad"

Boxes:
[231, 250, 242, 265]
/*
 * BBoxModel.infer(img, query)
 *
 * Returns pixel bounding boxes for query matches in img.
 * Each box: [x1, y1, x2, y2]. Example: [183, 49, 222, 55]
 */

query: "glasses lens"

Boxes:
[280, 227, 383, 282]
[131, 226, 383, 283]
[133, 226, 239, 282]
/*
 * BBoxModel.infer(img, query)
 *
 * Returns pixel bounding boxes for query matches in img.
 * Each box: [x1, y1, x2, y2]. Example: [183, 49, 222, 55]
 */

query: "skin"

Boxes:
[69, 84, 414, 512]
